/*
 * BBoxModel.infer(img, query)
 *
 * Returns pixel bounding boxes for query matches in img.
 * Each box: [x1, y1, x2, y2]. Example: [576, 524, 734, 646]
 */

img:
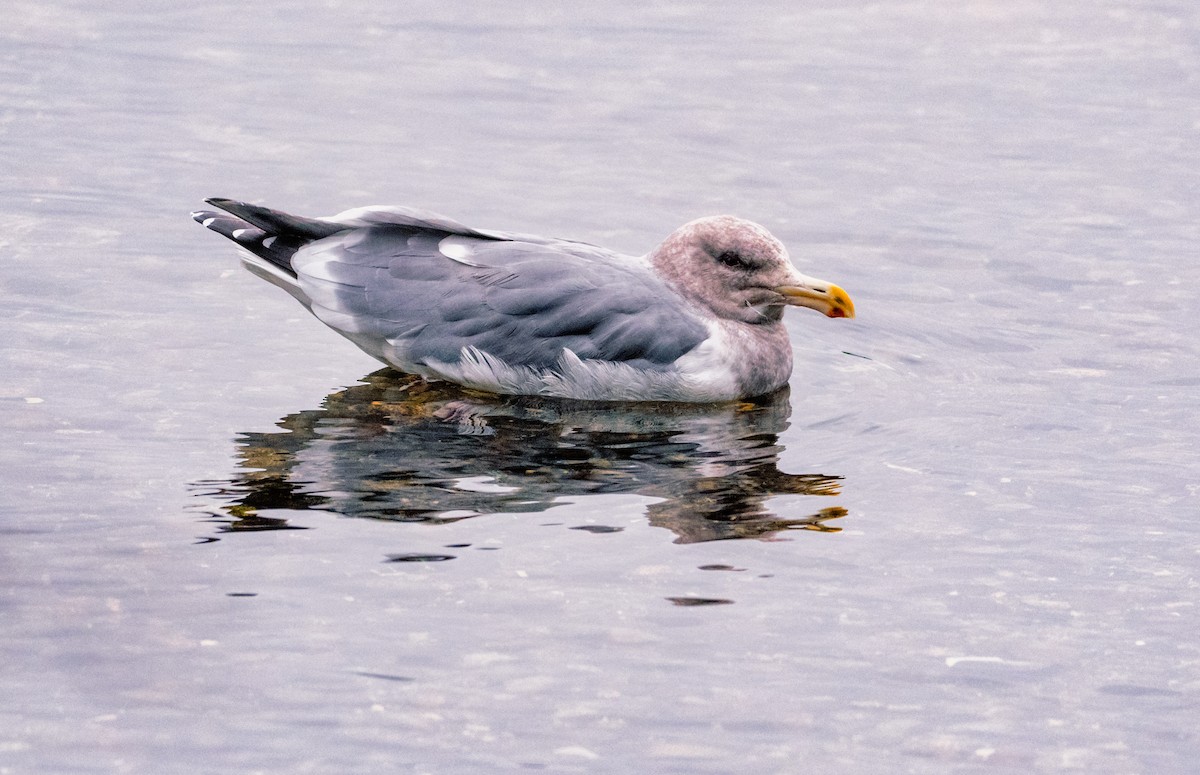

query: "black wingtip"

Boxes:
[193, 199, 313, 278]
[199, 197, 342, 241]
[203, 197, 253, 219]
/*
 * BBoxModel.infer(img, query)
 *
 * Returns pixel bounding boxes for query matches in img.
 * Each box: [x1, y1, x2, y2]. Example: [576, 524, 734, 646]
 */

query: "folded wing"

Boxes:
[295, 224, 709, 372]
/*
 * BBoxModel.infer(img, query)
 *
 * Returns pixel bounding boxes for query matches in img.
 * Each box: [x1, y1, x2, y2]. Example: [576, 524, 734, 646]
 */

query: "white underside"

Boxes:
[239, 252, 308, 303]
[372, 318, 747, 402]
[398, 343, 740, 402]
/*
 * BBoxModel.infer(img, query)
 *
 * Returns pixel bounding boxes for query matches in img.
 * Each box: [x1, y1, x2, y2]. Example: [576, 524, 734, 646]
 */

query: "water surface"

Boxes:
[2, 1, 1198, 773]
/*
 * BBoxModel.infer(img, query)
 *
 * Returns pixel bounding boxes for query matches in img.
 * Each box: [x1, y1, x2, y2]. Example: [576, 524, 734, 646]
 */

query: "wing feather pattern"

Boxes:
[293, 224, 707, 371]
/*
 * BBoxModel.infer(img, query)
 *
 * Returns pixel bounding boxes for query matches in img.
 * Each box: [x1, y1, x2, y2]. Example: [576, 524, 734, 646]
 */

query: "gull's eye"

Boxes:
[716, 251, 750, 269]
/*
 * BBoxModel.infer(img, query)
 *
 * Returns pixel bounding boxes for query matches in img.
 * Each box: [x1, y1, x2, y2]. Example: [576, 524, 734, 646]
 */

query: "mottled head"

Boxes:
[648, 216, 854, 325]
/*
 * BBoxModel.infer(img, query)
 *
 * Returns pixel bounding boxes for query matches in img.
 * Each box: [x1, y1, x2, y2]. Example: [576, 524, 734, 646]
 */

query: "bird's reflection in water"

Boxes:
[193, 370, 846, 544]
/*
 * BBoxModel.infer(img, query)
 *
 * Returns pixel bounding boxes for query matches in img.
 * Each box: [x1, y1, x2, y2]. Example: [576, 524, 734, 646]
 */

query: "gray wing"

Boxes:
[293, 224, 709, 371]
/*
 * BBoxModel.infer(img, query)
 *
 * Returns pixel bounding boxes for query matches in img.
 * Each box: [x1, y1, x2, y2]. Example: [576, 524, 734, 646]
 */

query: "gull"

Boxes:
[193, 198, 853, 402]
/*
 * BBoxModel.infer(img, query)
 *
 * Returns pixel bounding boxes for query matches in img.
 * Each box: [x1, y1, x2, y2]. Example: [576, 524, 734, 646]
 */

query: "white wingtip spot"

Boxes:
[232, 228, 251, 240]
[262, 236, 277, 249]
[201, 217, 216, 227]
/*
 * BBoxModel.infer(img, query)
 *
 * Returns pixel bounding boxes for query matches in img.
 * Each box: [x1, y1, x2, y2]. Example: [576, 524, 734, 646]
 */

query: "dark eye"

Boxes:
[716, 251, 749, 269]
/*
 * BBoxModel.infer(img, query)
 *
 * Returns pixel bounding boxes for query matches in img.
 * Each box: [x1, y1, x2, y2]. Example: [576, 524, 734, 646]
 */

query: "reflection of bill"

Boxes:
[192, 370, 846, 545]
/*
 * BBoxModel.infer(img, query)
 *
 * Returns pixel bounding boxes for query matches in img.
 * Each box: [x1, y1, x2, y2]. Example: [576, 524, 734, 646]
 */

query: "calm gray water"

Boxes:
[3, 1, 1198, 773]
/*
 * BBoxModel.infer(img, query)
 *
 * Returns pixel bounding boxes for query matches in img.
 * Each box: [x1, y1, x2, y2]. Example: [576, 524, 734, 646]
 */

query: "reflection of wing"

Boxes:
[294, 225, 709, 371]
[192, 371, 846, 544]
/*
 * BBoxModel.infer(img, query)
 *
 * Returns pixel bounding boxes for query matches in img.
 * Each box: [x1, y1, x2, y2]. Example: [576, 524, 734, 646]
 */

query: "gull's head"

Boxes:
[649, 215, 855, 325]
